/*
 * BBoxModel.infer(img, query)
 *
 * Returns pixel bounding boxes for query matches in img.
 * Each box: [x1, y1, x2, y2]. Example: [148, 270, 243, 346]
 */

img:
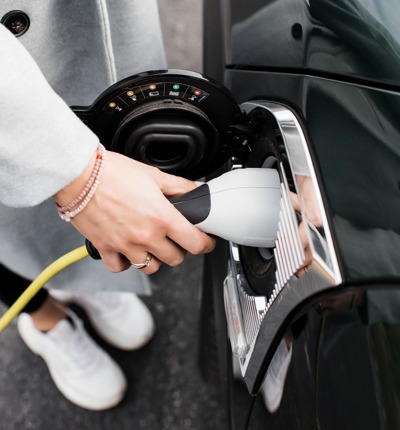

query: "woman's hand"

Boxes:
[54, 151, 216, 273]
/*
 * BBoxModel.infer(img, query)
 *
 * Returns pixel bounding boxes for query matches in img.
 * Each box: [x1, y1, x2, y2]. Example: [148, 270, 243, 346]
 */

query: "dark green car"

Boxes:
[199, 0, 400, 429]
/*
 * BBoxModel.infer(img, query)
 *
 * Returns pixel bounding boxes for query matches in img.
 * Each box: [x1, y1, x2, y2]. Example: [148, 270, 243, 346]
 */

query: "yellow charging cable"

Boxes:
[0, 245, 89, 333]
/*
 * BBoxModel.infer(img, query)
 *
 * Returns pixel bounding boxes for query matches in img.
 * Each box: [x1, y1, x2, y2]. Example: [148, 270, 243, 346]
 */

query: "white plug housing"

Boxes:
[196, 168, 281, 247]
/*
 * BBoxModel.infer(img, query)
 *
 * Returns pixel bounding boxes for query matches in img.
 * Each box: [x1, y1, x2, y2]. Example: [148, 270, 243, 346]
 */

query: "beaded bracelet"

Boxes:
[57, 143, 106, 222]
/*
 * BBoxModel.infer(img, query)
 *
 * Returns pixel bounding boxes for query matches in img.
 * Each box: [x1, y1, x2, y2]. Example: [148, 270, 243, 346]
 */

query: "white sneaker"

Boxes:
[260, 339, 292, 413]
[49, 290, 155, 350]
[17, 311, 127, 411]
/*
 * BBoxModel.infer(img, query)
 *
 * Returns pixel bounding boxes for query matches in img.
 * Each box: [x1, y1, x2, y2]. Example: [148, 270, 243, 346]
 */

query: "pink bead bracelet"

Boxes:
[57, 143, 106, 222]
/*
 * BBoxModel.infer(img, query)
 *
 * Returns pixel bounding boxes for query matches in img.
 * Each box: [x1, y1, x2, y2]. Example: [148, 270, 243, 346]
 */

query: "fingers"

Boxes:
[129, 252, 162, 275]
[83, 200, 214, 274]
[146, 238, 187, 267]
[295, 221, 313, 278]
[99, 248, 162, 274]
[123, 236, 187, 269]
[119, 201, 213, 264]
[164, 209, 216, 255]
[140, 170, 216, 255]
[157, 170, 198, 197]
[98, 250, 132, 273]
[94, 230, 212, 275]
[159, 173, 216, 254]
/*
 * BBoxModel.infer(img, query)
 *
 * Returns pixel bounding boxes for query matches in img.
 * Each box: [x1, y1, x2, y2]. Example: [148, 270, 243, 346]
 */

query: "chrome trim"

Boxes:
[275, 170, 305, 288]
[229, 242, 267, 347]
[223, 101, 343, 390]
[241, 101, 342, 284]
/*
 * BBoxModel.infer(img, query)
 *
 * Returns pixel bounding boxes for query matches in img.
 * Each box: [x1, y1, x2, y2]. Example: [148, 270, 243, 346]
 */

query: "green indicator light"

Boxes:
[172, 84, 180, 90]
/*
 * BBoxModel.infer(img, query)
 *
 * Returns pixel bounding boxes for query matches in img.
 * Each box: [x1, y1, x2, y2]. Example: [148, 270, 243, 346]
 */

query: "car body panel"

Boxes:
[229, 0, 400, 89]
[226, 70, 400, 283]
[202, 0, 400, 429]
[244, 285, 400, 430]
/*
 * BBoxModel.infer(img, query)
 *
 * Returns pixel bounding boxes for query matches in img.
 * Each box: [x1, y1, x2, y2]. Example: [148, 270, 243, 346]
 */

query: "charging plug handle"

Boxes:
[85, 239, 101, 260]
[168, 184, 211, 224]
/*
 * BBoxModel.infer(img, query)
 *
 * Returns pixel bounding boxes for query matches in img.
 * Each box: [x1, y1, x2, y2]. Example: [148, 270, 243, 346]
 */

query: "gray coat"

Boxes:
[0, 0, 167, 293]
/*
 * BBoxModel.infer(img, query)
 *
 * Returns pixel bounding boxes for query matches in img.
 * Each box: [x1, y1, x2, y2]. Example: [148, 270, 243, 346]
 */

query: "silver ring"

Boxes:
[303, 266, 308, 274]
[131, 253, 153, 269]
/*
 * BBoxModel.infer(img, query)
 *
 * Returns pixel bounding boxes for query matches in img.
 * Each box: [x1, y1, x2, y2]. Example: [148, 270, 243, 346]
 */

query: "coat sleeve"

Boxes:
[0, 24, 100, 208]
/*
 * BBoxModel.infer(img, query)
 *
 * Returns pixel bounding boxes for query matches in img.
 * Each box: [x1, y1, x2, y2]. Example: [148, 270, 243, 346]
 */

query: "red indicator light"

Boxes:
[194, 89, 202, 96]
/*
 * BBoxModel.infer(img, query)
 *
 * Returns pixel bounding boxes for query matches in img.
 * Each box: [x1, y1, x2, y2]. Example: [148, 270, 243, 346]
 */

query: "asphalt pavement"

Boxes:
[0, 1, 227, 429]
[0, 255, 225, 430]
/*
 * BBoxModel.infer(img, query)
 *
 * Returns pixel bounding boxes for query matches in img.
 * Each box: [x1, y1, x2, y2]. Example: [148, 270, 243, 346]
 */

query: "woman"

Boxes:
[0, 1, 214, 410]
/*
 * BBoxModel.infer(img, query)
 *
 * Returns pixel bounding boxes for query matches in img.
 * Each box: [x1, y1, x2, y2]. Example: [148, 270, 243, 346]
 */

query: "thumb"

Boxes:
[158, 171, 199, 197]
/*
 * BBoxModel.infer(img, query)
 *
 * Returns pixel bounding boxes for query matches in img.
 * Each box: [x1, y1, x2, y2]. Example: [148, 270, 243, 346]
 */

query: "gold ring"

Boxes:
[304, 266, 308, 274]
[131, 253, 153, 269]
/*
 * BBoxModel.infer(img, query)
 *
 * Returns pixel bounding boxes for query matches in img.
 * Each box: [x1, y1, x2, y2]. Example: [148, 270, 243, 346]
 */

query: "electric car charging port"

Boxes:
[237, 107, 295, 297]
